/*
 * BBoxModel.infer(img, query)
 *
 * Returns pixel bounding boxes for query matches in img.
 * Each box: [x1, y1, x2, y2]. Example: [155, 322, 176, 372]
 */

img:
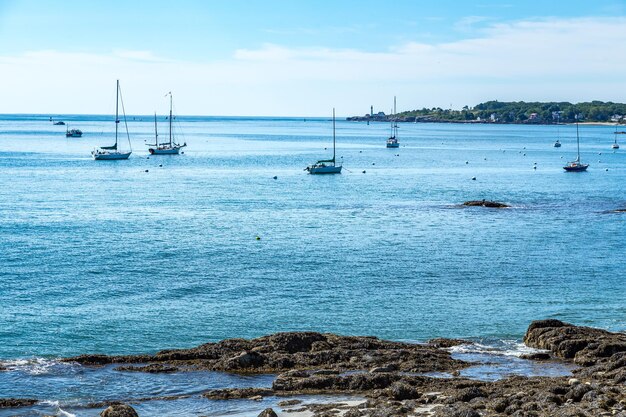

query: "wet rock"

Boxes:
[524, 319, 626, 367]
[462, 200, 510, 208]
[520, 352, 552, 360]
[225, 351, 265, 369]
[257, 408, 278, 417]
[100, 404, 139, 417]
[64, 331, 465, 375]
[277, 399, 302, 407]
[202, 387, 274, 400]
[428, 338, 473, 348]
[115, 363, 178, 373]
[0, 398, 38, 408]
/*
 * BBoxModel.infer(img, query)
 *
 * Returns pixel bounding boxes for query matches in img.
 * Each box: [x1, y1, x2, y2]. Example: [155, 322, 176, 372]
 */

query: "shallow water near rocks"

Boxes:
[0, 115, 624, 414]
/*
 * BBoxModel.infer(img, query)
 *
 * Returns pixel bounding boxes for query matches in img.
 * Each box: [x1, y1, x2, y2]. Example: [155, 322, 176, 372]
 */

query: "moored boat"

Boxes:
[147, 92, 186, 155]
[306, 109, 342, 175]
[92, 80, 132, 160]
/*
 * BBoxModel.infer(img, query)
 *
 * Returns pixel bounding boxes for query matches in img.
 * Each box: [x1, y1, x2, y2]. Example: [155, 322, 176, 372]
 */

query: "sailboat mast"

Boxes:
[333, 108, 336, 163]
[154, 112, 158, 143]
[169, 93, 173, 146]
[394, 96, 398, 137]
[576, 117, 581, 160]
[115, 80, 119, 148]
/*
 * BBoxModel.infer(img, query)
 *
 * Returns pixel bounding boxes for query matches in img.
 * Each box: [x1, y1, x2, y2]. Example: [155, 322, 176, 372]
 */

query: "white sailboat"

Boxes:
[306, 109, 342, 174]
[386, 96, 399, 148]
[92, 80, 132, 160]
[147, 92, 186, 155]
[612, 125, 622, 149]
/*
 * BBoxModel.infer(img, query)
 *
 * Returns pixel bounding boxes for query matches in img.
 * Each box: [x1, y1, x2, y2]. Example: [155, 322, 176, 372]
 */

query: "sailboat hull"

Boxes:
[92, 151, 132, 160]
[309, 165, 342, 174]
[563, 163, 588, 172]
[386, 141, 399, 148]
[149, 146, 181, 155]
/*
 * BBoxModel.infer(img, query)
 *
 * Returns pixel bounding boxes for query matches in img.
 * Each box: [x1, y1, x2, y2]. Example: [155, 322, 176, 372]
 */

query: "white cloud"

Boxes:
[1, 17, 626, 116]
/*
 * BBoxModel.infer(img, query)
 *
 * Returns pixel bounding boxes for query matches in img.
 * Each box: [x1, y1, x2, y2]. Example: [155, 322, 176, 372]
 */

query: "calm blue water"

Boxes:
[0, 114, 624, 414]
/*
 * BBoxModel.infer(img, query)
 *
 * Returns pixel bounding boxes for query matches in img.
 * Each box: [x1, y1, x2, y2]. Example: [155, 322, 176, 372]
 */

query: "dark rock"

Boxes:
[433, 404, 480, 417]
[277, 399, 302, 407]
[100, 404, 139, 417]
[115, 363, 177, 373]
[524, 319, 626, 367]
[520, 352, 552, 360]
[202, 388, 274, 400]
[257, 408, 277, 417]
[428, 338, 473, 348]
[565, 384, 592, 402]
[0, 398, 38, 408]
[387, 382, 420, 400]
[462, 200, 510, 208]
[452, 386, 487, 402]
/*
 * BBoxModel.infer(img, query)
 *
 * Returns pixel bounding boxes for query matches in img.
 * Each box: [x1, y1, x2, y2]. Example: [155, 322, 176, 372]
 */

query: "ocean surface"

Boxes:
[0, 114, 624, 415]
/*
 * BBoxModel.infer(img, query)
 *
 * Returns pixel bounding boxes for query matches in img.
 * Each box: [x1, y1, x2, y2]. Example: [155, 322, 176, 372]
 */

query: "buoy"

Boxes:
[471, 177, 476, 180]
[144, 169, 149, 173]
[362, 170, 366, 174]
[324, 147, 327, 150]
[599, 152, 602, 155]
[372, 162, 375, 165]
[181, 152, 184, 154]
[465, 161, 469, 164]
[147, 157, 150, 159]
[273, 176, 277, 180]
[523, 153, 526, 156]
[359, 150, 362, 153]
[533, 166, 537, 170]
[606, 168, 609, 171]
[484, 157, 487, 160]
[256, 236, 261, 240]
[159, 164, 162, 167]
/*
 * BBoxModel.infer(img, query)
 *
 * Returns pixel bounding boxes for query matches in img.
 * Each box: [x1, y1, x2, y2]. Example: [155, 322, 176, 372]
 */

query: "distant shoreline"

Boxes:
[346, 117, 624, 126]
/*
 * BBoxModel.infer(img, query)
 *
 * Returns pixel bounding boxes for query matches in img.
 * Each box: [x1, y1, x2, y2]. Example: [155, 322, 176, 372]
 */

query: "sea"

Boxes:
[0, 114, 624, 416]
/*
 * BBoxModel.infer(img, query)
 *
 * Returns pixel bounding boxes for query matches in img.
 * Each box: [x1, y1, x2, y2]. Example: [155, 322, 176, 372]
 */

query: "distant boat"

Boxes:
[147, 92, 186, 155]
[91, 80, 132, 160]
[386, 96, 400, 148]
[554, 112, 562, 147]
[306, 108, 342, 174]
[65, 124, 82, 138]
[563, 117, 588, 172]
[612, 126, 621, 149]
[54, 121, 65, 126]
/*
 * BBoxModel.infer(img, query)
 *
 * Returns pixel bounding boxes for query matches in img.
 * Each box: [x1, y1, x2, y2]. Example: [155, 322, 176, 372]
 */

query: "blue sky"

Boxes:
[1, 0, 626, 115]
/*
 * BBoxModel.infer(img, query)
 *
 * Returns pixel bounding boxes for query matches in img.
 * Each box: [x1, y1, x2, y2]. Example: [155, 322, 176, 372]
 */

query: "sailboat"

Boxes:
[386, 96, 399, 148]
[92, 80, 132, 160]
[612, 125, 622, 149]
[554, 112, 561, 147]
[147, 92, 186, 155]
[563, 117, 588, 172]
[306, 108, 342, 174]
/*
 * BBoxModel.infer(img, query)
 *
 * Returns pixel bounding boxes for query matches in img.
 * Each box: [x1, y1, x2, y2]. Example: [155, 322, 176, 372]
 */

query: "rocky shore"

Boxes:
[3, 320, 625, 416]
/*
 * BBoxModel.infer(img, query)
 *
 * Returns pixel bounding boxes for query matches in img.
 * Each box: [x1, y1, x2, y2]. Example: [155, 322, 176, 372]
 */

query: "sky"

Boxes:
[1, 0, 626, 116]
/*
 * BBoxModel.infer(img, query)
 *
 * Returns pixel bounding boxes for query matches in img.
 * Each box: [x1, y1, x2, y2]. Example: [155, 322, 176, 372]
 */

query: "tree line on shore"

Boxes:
[351, 101, 626, 124]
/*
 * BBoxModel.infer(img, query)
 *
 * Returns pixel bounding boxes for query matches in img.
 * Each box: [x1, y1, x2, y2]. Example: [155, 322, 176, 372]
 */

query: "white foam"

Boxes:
[448, 340, 548, 358]
[1, 357, 70, 375]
